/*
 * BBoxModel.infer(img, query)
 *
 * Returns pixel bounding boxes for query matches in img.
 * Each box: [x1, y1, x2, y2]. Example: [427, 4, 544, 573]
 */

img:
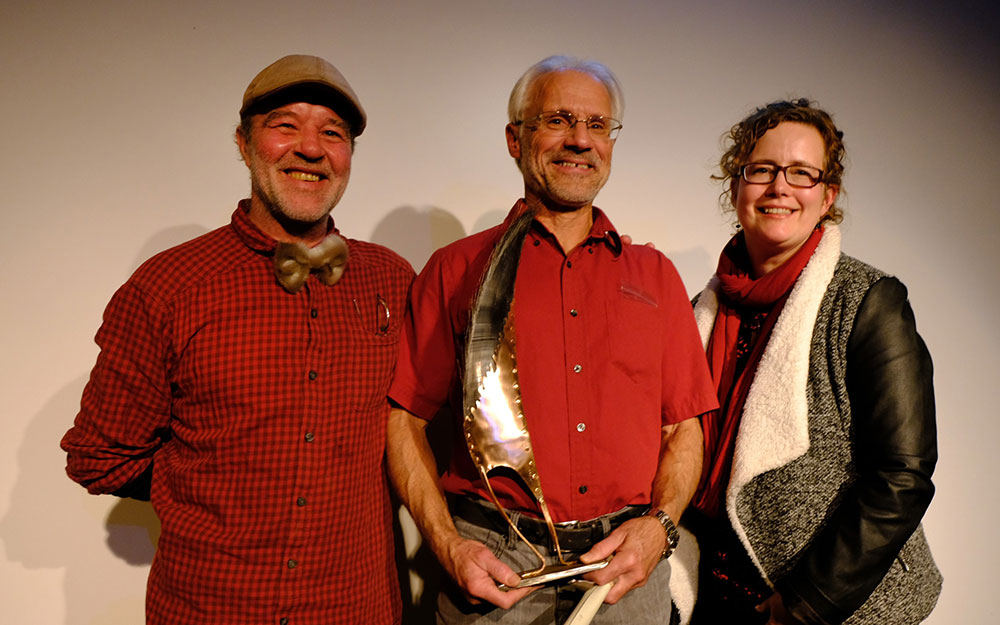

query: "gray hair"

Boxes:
[507, 55, 624, 124]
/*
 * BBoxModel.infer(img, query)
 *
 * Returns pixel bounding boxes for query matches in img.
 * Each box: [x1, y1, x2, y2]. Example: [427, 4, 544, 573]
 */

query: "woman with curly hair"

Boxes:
[684, 99, 941, 625]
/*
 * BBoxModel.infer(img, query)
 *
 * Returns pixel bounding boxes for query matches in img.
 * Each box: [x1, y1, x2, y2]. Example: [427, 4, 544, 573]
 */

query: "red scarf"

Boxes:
[692, 227, 824, 518]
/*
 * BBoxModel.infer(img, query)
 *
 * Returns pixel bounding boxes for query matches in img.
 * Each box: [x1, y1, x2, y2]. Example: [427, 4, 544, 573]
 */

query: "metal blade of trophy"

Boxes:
[462, 209, 609, 588]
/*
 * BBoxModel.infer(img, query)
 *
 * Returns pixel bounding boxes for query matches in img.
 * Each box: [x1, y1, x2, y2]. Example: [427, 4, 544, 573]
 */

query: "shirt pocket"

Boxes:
[604, 280, 663, 387]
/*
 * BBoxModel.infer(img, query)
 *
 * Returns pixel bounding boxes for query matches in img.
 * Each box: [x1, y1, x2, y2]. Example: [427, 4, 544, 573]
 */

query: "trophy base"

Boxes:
[498, 559, 610, 590]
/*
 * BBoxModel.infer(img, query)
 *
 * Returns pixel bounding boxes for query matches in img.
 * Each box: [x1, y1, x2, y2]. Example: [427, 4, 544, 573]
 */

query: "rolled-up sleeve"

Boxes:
[61, 281, 172, 496]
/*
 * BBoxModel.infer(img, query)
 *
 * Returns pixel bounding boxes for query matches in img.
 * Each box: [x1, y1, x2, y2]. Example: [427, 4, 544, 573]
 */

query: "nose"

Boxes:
[294, 131, 324, 162]
[766, 169, 792, 195]
[564, 119, 594, 150]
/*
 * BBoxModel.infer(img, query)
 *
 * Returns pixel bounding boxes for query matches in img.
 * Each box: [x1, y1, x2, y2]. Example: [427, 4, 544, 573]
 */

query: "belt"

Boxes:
[453, 496, 647, 553]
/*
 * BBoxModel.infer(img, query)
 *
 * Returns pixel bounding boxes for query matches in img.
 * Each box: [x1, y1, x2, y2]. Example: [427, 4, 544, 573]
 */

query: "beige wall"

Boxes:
[2, 0, 996, 622]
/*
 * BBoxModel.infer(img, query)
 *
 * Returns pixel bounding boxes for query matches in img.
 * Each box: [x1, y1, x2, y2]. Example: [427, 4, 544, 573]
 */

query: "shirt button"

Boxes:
[280, 619, 289, 625]
[533, 239, 540, 246]
[297, 497, 306, 507]
[576, 423, 586, 433]
[304, 432, 315, 442]
[588, 247, 594, 254]
[287, 559, 297, 569]
[310, 308, 319, 318]
[573, 364, 582, 373]
[579, 485, 588, 494]
[308, 370, 318, 380]
[566, 260, 573, 268]
[570, 309, 578, 317]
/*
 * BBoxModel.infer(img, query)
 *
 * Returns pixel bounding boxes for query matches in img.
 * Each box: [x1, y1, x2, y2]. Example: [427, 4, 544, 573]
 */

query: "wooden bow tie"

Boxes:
[273, 233, 349, 293]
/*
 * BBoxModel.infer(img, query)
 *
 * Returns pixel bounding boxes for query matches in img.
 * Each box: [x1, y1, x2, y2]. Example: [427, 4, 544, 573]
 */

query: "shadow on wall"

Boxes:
[0, 375, 159, 624]
[0, 224, 206, 623]
[369, 204, 468, 273]
[369, 204, 510, 273]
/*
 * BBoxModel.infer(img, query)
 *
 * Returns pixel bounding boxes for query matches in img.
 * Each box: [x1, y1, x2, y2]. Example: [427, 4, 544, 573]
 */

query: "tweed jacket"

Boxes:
[680, 226, 941, 625]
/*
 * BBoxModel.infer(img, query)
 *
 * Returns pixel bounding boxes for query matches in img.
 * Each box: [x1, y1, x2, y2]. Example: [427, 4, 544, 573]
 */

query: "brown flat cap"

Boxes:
[240, 54, 367, 136]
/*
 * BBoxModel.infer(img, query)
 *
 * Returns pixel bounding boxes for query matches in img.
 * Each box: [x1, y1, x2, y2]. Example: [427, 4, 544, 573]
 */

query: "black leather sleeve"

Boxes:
[776, 277, 937, 624]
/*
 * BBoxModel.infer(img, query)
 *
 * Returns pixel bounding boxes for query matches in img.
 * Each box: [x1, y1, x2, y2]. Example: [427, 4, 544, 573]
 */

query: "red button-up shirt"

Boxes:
[61, 202, 413, 625]
[389, 202, 717, 523]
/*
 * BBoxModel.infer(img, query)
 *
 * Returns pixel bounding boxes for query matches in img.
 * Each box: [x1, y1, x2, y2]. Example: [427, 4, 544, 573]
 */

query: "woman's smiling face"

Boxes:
[734, 121, 838, 276]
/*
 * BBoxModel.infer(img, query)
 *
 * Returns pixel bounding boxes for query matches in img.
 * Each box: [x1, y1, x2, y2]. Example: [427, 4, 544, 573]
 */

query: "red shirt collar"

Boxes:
[505, 199, 623, 257]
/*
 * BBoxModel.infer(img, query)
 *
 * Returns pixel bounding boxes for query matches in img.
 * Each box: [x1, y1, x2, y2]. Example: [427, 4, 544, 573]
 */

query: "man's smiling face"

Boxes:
[507, 70, 615, 212]
[237, 101, 353, 236]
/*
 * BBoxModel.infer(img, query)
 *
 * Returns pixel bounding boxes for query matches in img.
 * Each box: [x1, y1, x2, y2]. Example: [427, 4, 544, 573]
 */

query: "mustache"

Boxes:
[277, 155, 332, 177]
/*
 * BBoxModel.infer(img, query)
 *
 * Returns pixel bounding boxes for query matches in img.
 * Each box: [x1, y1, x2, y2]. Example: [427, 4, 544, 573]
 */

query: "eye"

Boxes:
[790, 166, 820, 183]
[588, 117, 609, 131]
[545, 113, 572, 128]
[748, 164, 773, 175]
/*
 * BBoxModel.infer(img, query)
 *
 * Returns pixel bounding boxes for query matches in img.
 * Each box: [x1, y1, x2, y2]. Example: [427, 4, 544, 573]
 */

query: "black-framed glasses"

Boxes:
[741, 162, 824, 188]
[516, 110, 622, 140]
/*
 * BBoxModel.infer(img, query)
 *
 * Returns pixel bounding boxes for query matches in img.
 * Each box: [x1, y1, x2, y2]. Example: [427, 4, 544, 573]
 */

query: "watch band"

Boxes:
[646, 508, 679, 560]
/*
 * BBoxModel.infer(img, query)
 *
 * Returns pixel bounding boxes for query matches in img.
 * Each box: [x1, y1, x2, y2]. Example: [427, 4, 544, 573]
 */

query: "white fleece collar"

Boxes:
[691, 226, 841, 577]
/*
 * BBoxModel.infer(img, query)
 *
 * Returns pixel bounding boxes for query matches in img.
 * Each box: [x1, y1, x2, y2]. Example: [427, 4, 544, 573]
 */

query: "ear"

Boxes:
[235, 126, 251, 164]
[505, 123, 522, 160]
[822, 183, 840, 214]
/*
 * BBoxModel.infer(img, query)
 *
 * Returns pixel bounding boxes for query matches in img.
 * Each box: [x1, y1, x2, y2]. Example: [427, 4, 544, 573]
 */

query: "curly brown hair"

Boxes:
[715, 98, 846, 227]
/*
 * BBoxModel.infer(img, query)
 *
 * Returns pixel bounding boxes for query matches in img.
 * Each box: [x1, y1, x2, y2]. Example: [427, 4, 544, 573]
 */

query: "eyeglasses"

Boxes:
[741, 162, 824, 188]
[516, 110, 622, 140]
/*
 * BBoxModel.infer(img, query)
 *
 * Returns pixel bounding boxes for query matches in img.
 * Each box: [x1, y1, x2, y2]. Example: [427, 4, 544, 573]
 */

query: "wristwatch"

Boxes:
[646, 508, 680, 560]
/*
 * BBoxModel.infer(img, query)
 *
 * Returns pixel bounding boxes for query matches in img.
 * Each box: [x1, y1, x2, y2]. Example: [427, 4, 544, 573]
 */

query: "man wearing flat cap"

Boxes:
[61, 55, 413, 624]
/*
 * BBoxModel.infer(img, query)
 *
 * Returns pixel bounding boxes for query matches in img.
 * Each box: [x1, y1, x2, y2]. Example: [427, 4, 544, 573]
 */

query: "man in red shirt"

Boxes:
[387, 56, 717, 624]
[61, 55, 413, 625]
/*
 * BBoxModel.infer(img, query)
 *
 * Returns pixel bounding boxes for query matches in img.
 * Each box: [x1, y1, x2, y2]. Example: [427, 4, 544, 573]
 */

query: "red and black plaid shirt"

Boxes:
[62, 202, 413, 625]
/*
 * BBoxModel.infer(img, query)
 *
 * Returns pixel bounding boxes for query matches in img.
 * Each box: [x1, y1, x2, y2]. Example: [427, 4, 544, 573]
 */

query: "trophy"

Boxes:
[462, 211, 610, 589]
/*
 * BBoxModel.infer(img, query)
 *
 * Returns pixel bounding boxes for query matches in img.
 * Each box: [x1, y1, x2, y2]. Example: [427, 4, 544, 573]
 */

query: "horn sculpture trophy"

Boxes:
[462, 210, 609, 589]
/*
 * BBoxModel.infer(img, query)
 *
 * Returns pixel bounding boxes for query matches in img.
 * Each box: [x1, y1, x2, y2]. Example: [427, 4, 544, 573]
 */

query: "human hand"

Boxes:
[756, 593, 806, 625]
[577, 516, 665, 603]
[441, 537, 535, 609]
[619, 234, 656, 249]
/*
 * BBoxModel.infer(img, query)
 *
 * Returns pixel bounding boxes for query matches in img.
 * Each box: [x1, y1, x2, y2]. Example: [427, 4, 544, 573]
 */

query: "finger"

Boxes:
[580, 532, 623, 564]
[475, 583, 535, 610]
[586, 546, 633, 582]
[603, 578, 634, 604]
[479, 554, 523, 589]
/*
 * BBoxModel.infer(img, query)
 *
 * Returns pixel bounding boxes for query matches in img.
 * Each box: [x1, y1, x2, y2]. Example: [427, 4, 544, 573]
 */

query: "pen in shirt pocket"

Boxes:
[352, 294, 391, 336]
